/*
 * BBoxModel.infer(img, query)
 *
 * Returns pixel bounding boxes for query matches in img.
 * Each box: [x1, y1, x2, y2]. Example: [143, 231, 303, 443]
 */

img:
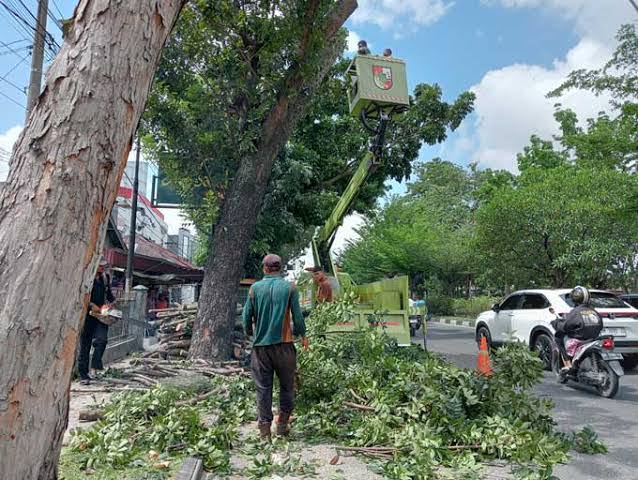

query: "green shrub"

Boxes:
[427, 292, 454, 315]
[452, 296, 497, 318]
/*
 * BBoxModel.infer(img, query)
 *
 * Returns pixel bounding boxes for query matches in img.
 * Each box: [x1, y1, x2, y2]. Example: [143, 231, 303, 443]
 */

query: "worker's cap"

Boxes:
[262, 253, 282, 269]
[98, 258, 110, 268]
[304, 267, 322, 273]
[357, 40, 368, 47]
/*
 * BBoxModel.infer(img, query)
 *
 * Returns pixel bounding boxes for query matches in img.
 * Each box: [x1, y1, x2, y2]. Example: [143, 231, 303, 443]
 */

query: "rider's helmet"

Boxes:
[571, 286, 590, 305]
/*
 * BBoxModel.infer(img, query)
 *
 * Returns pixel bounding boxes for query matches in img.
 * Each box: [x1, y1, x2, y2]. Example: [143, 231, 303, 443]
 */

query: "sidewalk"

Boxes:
[430, 316, 475, 328]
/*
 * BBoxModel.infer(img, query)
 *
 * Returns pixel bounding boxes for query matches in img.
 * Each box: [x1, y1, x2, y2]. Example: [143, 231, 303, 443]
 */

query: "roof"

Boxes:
[105, 214, 127, 251]
[125, 235, 199, 271]
[118, 186, 165, 220]
[104, 236, 204, 284]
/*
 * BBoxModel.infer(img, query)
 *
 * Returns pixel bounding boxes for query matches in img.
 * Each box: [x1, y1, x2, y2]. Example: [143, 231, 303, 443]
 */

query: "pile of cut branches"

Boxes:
[63, 299, 606, 480]
[72, 357, 250, 396]
[65, 375, 255, 476]
[147, 306, 246, 360]
[294, 303, 605, 479]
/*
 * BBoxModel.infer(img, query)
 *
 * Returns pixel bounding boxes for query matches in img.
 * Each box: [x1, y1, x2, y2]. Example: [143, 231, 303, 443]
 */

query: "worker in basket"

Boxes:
[552, 286, 603, 372]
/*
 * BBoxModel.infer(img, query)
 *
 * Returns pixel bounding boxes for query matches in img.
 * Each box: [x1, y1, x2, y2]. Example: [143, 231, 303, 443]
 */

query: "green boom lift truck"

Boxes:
[301, 49, 418, 346]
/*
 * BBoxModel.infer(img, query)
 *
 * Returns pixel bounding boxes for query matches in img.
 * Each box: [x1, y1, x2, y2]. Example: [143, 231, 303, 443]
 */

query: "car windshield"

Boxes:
[561, 292, 629, 309]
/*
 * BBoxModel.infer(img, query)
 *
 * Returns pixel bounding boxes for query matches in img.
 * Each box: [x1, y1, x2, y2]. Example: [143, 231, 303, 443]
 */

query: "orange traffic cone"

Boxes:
[477, 336, 493, 376]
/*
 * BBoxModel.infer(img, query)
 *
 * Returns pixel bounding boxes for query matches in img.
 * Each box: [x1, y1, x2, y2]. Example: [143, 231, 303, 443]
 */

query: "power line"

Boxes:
[0, 88, 25, 108]
[12, 0, 60, 50]
[50, 0, 62, 18]
[0, 15, 54, 64]
[2, 52, 29, 79]
[1, 0, 59, 61]
[0, 53, 30, 97]
[0, 10, 34, 48]
[0, 75, 25, 94]
[0, 46, 29, 57]
[0, 38, 28, 47]
[629, 0, 638, 14]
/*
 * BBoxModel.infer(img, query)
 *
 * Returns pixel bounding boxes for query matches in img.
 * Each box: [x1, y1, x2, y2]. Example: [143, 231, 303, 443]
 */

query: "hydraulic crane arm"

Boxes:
[312, 113, 390, 277]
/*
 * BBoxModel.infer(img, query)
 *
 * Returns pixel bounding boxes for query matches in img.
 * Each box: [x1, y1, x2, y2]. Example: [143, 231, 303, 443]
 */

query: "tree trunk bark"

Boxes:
[189, 0, 357, 360]
[0, 2, 183, 479]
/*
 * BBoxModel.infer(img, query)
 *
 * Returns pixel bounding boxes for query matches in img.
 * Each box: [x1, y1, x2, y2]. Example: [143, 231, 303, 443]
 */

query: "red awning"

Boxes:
[104, 236, 203, 283]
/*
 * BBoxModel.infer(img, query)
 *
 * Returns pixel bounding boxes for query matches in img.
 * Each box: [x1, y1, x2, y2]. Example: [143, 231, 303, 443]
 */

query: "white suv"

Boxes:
[475, 289, 638, 370]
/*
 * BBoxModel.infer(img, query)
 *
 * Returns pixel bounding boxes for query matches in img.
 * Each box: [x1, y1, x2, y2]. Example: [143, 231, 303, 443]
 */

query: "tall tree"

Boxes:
[145, 25, 474, 278]
[475, 166, 638, 288]
[145, 1, 474, 359]
[183, 0, 358, 360]
[549, 23, 637, 102]
[0, 2, 184, 479]
[341, 160, 486, 296]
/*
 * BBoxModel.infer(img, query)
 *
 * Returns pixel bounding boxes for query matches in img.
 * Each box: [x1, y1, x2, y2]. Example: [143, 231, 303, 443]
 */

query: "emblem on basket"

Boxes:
[372, 65, 393, 90]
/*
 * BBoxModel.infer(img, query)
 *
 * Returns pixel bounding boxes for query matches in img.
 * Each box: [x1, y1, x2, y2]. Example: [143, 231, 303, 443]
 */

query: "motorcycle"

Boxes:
[549, 331, 624, 398]
[408, 315, 422, 337]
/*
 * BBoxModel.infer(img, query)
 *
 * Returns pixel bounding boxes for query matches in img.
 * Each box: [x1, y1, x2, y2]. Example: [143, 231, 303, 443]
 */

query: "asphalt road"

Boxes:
[416, 322, 638, 480]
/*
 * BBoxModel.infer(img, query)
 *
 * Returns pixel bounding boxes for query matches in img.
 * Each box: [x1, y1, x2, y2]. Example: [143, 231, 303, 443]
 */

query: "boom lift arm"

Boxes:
[310, 49, 409, 279]
[311, 113, 390, 277]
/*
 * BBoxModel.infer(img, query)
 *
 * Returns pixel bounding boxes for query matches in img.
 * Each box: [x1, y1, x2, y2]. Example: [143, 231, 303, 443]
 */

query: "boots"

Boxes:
[276, 411, 291, 437]
[258, 422, 272, 442]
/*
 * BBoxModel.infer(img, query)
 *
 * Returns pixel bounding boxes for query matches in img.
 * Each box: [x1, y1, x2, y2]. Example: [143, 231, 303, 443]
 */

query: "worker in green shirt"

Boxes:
[243, 254, 308, 442]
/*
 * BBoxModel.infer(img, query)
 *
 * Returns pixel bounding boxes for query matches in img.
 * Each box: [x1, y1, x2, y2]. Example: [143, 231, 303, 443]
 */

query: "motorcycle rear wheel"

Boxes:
[592, 353, 620, 399]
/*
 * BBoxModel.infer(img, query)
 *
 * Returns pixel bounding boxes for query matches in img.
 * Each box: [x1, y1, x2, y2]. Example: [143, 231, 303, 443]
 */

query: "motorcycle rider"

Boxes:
[553, 286, 603, 372]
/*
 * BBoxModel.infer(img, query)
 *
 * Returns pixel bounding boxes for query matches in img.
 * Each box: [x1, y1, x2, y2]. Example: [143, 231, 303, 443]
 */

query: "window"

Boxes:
[500, 294, 522, 311]
[521, 294, 550, 310]
[561, 292, 628, 309]
[622, 296, 638, 309]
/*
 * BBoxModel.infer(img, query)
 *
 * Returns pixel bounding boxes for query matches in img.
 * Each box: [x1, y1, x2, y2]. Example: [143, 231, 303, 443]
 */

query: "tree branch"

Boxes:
[314, 160, 359, 189]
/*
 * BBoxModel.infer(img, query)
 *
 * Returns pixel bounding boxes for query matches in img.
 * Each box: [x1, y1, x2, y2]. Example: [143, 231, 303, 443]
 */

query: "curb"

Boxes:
[430, 317, 476, 328]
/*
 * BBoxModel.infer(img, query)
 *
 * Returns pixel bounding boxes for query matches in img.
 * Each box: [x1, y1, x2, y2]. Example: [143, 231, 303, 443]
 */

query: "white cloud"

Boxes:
[454, 1, 634, 172]
[0, 125, 22, 181]
[347, 30, 361, 53]
[352, 0, 454, 31]
[482, 0, 635, 42]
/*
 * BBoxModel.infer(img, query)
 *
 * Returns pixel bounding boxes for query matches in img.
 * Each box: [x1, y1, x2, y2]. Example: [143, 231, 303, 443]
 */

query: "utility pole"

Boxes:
[125, 137, 141, 293]
[25, 0, 49, 119]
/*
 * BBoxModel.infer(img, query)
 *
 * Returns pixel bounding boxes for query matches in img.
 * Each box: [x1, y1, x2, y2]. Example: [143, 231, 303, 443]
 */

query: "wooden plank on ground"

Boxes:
[175, 457, 203, 480]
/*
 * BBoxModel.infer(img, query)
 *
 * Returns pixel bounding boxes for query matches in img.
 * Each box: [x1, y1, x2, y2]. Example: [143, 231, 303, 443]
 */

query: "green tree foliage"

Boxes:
[473, 22, 638, 289]
[343, 24, 638, 302]
[549, 24, 637, 102]
[341, 160, 497, 300]
[553, 105, 638, 172]
[144, 2, 475, 276]
[475, 166, 638, 288]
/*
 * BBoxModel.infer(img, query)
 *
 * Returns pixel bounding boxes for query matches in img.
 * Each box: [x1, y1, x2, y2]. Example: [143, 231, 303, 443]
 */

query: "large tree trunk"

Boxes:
[0, 2, 183, 479]
[189, 0, 357, 360]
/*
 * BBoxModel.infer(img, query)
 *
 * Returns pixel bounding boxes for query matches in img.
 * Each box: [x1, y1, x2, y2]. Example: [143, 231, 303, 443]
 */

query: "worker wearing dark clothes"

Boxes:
[78, 259, 115, 384]
[553, 286, 602, 370]
[243, 254, 308, 442]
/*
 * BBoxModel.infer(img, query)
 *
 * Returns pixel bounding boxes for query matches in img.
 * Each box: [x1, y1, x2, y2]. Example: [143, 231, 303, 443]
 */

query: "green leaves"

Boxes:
[143, 1, 474, 275]
[570, 426, 608, 455]
[294, 306, 588, 478]
[475, 165, 638, 288]
[65, 377, 254, 476]
[549, 24, 638, 103]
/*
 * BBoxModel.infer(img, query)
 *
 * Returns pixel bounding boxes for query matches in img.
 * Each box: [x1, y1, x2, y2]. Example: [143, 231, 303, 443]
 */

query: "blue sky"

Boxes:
[0, 0, 578, 128]
[0, 0, 635, 231]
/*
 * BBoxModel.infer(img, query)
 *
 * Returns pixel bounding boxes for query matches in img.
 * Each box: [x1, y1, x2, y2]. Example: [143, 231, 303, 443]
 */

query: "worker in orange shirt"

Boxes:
[306, 267, 333, 303]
